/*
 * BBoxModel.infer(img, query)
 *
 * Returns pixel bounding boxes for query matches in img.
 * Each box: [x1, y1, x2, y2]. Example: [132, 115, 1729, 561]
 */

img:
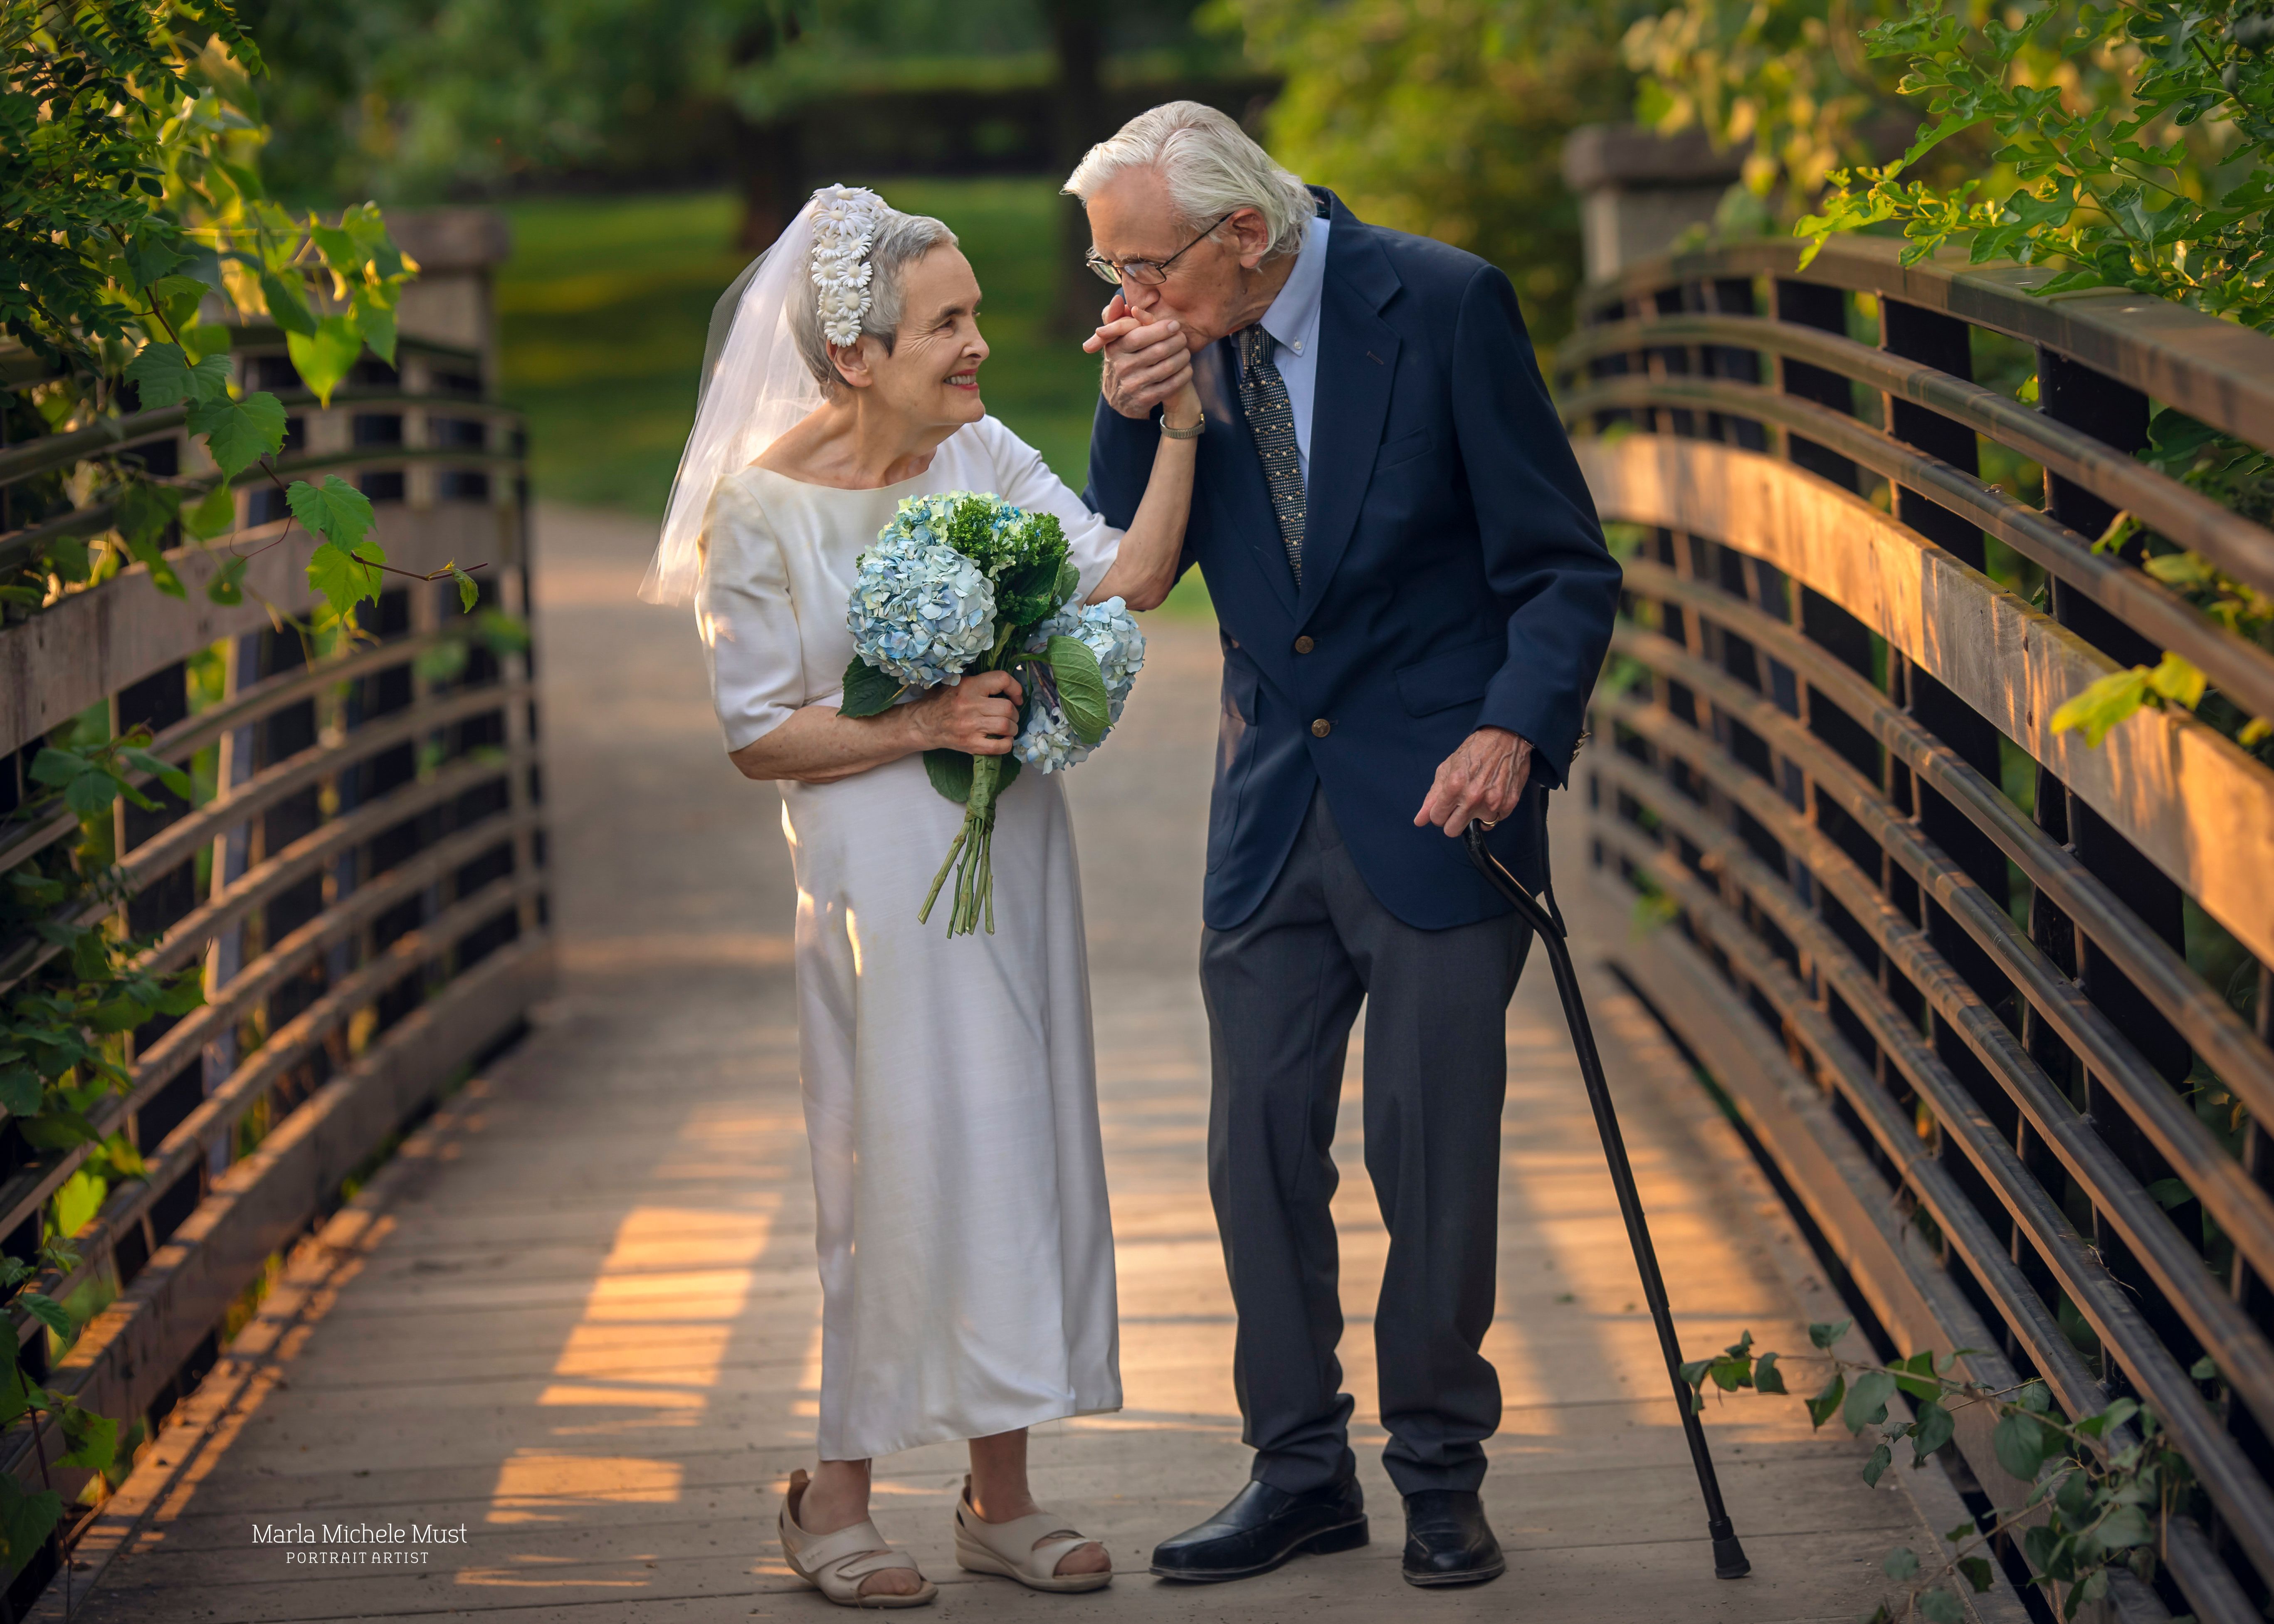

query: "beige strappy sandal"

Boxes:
[779, 1469, 937, 1608]
[952, 1474, 1112, 1593]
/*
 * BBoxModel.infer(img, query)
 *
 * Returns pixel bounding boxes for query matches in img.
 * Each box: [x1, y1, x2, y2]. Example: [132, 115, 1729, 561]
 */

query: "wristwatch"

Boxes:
[1160, 411, 1206, 440]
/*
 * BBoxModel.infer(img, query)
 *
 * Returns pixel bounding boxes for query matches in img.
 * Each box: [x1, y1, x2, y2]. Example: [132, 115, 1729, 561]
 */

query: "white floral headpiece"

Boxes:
[810, 185, 885, 349]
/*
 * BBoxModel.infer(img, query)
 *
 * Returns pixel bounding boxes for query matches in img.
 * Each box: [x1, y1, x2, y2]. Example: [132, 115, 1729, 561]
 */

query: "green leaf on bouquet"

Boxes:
[924, 748, 974, 804]
[1054, 557, 1081, 609]
[995, 555, 1065, 630]
[1046, 634, 1111, 743]
[839, 657, 906, 719]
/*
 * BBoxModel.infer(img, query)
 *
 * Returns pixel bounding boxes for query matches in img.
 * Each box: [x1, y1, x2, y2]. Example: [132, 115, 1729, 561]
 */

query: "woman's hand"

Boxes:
[1162, 376, 1204, 435]
[907, 669, 1025, 756]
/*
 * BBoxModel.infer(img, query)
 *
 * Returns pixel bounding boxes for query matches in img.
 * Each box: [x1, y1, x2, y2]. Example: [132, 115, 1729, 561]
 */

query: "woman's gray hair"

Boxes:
[1063, 101, 1315, 260]
[790, 207, 959, 395]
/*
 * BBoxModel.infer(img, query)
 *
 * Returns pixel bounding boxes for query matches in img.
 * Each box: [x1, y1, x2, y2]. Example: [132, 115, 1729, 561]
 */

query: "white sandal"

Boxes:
[779, 1469, 938, 1608]
[952, 1474, 1112, 1593]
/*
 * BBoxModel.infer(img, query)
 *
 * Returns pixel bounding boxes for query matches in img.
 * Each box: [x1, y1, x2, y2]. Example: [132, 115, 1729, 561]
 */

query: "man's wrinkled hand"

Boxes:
[1415, 727, 1534, 836]
[1086, 292, 1194, 420]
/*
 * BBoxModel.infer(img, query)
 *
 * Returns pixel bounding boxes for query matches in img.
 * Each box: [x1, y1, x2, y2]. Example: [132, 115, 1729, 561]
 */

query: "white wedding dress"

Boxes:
[699, 414, 1124, 1460]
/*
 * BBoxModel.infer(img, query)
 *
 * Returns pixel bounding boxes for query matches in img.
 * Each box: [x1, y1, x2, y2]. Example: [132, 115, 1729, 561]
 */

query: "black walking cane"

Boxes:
[1465, 797, 1751, 1581]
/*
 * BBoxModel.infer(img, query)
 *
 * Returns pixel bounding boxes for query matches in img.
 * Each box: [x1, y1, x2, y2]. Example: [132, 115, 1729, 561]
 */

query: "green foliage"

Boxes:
[1217, 0, 1644, 341]
[1687, 1326, 2202, 1619]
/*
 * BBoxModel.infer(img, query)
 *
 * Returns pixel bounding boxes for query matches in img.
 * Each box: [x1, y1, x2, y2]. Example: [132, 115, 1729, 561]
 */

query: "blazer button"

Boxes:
[1311, 718, 1332, 738]
[1293, 635, 1315, 654]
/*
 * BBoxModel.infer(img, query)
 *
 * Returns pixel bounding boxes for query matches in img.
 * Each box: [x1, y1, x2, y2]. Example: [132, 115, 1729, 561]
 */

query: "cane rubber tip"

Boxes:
[1712, 1534, 1751, 1580]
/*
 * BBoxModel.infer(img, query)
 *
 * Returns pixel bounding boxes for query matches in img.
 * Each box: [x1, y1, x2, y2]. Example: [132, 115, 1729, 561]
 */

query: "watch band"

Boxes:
[1160, 412, 1206, 440]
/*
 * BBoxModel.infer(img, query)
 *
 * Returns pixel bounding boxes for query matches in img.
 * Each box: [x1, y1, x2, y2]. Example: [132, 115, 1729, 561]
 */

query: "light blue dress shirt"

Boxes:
[1238, 214, 1330, 488]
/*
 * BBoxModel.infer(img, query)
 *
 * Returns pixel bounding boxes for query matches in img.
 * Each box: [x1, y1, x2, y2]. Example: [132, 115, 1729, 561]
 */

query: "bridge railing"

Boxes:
[0, 314, 549, 1609]
[1557, 234, 2274, 1623]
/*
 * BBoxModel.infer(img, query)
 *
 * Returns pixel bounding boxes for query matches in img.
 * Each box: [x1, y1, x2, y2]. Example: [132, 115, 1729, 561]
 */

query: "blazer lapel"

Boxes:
[1196, 336, 1297, 619]
[1295, 206, 1402, 629]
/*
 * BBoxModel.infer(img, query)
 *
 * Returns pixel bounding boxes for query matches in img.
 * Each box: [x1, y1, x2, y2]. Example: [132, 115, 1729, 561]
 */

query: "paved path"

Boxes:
[70, 504, 1965, 1622]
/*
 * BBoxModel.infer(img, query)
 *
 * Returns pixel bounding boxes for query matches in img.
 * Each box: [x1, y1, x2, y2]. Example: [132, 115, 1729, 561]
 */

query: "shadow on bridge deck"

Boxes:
[60, 505, 1962, 1623]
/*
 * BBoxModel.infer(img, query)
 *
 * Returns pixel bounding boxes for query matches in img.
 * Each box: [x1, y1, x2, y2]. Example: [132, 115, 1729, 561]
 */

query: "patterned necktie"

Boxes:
[1237, 324, 1304, 585]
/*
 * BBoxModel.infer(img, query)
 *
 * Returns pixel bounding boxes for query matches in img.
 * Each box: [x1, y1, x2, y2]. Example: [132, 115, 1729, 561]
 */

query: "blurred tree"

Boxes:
[1214, 0, 1649, 343]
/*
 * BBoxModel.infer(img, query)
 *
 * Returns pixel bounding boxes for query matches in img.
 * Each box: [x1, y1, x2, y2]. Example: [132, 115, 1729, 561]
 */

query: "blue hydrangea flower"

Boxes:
[845, 529, 996, 689]
[1013, 597, 1146, 772]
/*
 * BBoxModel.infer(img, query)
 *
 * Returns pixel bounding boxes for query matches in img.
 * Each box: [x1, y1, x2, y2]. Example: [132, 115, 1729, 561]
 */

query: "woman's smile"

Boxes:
[946, 369, 981, 392]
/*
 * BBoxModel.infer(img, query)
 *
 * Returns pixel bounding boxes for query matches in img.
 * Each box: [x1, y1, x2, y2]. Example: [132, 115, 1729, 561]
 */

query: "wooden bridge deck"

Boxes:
[58, 505, 1990, 1623]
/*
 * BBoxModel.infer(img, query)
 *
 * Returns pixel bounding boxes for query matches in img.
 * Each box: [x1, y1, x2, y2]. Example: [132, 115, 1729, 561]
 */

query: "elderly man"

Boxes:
[1069, 104, 1621, 1589]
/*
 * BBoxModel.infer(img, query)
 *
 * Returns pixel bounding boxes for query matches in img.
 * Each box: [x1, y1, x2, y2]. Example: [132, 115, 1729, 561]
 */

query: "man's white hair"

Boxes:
[1064, 101, 1316, 260]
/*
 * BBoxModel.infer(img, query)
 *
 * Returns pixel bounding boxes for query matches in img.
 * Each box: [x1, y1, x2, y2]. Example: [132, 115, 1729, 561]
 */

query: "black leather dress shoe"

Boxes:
[1149, 1478, 1368, 1582]
[1402, 1490, 1506, 1587]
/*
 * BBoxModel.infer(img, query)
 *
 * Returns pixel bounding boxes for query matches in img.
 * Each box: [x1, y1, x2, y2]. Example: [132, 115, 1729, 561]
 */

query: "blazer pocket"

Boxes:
[1375, 428, 1433, 471]
[1395, 638, 1506, 717]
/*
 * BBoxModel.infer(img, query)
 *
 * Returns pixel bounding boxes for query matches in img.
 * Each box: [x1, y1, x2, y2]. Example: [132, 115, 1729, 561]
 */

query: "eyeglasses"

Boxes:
[1085, 213, 1236, 288]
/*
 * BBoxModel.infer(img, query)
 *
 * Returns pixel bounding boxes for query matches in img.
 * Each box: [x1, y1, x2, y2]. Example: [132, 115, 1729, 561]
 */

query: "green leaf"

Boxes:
[188, 390, 288, 477]
[207, 554, 248, 605]
[1054, 557, 1081, 608]
[1995, 1409, 2050, 1481]
[924, 748, 975, 805]
[2190, 1355, 2218, 1381]
[0, 1066, 41, 1118]
[121, 225, 187, 290]
[126, 343, 231, 410]
[1808, 1318, 1854, 1349]
[115, 480, 183, 548]
[0, 1473, 64, 1576]
[1754, 1350, 1786, 1394]
[118, 747, 190, 800]
[183, 479, 237, 541]
[52, 1170, 105, 1240]
[308, 538, 388, 614]
[1844, 1369, 1897, 1433]
[1913, 1399, 1956, 1462]
[1957, 1555, 1995, 1593]
[447, 562, 480, 613]
[63, 769, 120, 817]
[1919, 1588, 1964, 1624]
[351, 289, 398, 365]
[1945, 1520, 1978, 1545]
[286, 475, 375, 550]
[122, 528, 186, 598]
[1805, 1371, 1847, 1429]
[58, 1407, 118, 1472]
[18, 1293, 70, 1339]
[2050, 666, 2152, 746]
[287, 314, 361, 407]
[1046, 634, 1111, 743]
[1862, 1441, 1893, 1485]
[2096, 1503, 2153, 1549]
[839, 657, 908, 719]
[1884, 1547, 1919, 1580]
[257, 269, 319, 337]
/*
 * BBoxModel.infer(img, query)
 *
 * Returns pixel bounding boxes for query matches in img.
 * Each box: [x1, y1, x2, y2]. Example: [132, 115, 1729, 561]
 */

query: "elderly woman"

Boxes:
[642, 188, 1202, 1606]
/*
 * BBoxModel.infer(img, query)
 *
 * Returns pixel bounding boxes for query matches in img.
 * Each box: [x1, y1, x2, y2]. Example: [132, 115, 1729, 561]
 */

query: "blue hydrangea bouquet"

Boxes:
[839, 491, 1143, 936]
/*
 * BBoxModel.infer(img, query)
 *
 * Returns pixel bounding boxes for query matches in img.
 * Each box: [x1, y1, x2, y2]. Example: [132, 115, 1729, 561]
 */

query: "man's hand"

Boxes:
[1415, 727, 1533, 836]
[1085, 292, 1194, 420]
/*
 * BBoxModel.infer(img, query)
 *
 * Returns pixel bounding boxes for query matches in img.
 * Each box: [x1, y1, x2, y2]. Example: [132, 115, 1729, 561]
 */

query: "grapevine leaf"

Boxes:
[923, 748, 975, 805]
[1957, 1555, 1995, 1593]
[58, 1407, 117, 1472]
[1805, 1372, 1847, 1429]
[352, 289, 398, 365]
[1994, 1409, 2050, 1481]
[1754, 1350, 1787, 1394]
[1862, 1441, 1893, 1485]
[839, 657, 907, 719]
[1808, 1318, 1854, 1349]
[0, 1067, 40, 1118]
[286, 475, 375, 550]
[207, 554, 247, 605]
[1919, 1588, 1964, 1624]
[2190, 1355, 2218, 1381]
[286, 314, 360, 407]
[1046, 634, 1111, 743]
[308, 538, 388, 614]
[0, 1475, 64, 1577]
[126, 343, 230, 409]
[17, 1294, 70, 1339]
[182, 479, 236, 541]
[1884, 1547, 1919, 1580]
[2049, 667, 2151, 745]
[257, 269, 319, 337]
[188, 390, 287, 477]
[446, 562, 479, 612]
[1844, 1369, 1897, 1433]
[2096, 1503, 2153, 1549]
[122, 528, 186, 597]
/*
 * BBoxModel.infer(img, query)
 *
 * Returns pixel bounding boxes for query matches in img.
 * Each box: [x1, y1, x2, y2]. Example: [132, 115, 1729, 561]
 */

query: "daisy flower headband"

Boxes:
[811, 185, 886, 349]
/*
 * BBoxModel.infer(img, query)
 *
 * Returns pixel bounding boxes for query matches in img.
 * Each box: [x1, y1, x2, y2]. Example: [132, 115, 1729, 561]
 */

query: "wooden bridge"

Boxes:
[5, 197, 2274, 1624]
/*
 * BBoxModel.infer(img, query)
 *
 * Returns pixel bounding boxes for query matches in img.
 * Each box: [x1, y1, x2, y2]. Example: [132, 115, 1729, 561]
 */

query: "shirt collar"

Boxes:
[1258, 214, 1330, 360]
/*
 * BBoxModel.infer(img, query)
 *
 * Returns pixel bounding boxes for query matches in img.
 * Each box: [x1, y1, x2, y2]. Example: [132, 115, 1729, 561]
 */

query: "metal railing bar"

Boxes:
[27, 872, 545, 1332]
[1624, 556, 2274, 1121]
[1590, 802, 2274, 1588]
[1564, 314, 2274, 598]
[1602, 671, 2274, 1420]
[1572, 384, 2274, 725]
[1595, 837, 2257, 1624]
[0, 633, 450, 879]
[0, 679, 524, 1000]
[0, 790, 535, 1244]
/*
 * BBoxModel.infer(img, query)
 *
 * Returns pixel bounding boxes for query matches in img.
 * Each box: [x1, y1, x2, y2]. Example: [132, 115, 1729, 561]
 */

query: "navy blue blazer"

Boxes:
[1086, 191, 1620, 932]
